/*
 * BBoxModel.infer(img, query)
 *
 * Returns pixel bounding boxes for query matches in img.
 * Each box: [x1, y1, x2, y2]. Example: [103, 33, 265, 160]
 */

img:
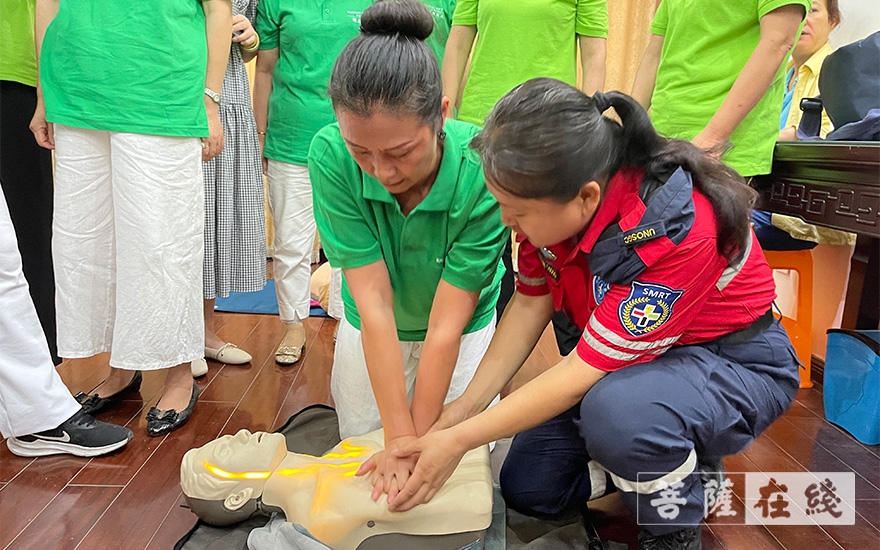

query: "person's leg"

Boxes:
[52, 125, 117, 366]
[0, 185, 80, 436]
[328, 266, 344, 321]
[445, 316, 495, 403]
[499, 406, 613, 519]
[751, 210, 818, 251]
[578, 329, 799, 537]
[494, 237, 515, 321]
[266, 160, 314, 363]
[331, 316, 394, 439]
[110, 131, 203, 412]
[0, 184, 133, 456]
[0, 80, 58, 364]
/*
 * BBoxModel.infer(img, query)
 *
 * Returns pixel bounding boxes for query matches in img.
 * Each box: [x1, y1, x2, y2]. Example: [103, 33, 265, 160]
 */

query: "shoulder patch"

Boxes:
[593, 275, 611, 305]
[621, 221, 666, 247]
[618, 281, 684, 337]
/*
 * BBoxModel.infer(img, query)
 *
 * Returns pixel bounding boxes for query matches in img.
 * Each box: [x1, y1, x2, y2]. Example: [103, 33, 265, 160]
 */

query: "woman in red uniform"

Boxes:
[362, 78, 800, 550]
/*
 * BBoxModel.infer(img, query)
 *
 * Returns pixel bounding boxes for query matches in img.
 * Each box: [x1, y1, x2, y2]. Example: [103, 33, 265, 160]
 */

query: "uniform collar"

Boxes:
[361, 126, 461, 213]
[787, 42, 834, 76]
[577, 167, 644, 255]
[538, 168, 644, 266]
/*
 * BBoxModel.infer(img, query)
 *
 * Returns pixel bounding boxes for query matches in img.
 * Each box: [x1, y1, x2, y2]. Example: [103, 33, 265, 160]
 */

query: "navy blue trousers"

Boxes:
[500, 320, 800, 535]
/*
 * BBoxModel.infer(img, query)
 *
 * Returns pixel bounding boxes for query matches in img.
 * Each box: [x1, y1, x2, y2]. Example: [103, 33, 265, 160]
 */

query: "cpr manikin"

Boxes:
[180, 429, 492, 550]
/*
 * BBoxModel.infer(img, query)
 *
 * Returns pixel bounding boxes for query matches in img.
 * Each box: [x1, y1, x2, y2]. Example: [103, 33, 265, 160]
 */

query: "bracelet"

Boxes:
[257, 130, 266, 136]
[241, 32, 260, 53]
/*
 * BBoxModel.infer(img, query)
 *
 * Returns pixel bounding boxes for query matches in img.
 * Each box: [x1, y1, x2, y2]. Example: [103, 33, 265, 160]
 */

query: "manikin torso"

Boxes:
[181, 429, 492, 550]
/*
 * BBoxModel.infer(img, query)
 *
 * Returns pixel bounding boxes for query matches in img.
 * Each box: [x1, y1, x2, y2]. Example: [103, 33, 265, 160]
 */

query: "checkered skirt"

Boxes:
[203, 0, 267, 299]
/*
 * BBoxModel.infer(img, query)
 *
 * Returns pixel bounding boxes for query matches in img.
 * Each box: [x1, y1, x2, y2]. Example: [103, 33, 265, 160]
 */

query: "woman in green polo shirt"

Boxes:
[253, 0, 454, 367]
[308, 0, 507, 501]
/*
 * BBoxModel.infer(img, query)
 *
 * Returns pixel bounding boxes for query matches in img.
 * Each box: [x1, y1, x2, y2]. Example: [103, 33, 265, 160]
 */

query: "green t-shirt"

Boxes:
[1, 0, 37, 86]
[308, 119, 507, 341]
[649, 0, 810, 177]
[453, 0, 608, 125]
[41, 1, 208, 137]
[257, 0, 455, 165]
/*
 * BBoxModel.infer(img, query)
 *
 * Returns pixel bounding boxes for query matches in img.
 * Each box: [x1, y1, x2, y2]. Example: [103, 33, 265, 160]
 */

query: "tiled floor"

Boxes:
[1, 305, 877, 549]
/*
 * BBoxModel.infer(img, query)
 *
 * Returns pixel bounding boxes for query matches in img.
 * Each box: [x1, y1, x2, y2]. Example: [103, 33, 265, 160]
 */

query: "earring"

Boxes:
[438, 130, 447, 140]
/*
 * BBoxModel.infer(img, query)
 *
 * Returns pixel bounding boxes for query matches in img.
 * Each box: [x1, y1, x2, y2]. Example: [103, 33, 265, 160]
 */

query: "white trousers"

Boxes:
[266, 161, 315, 323]
[328, 266, 344, 320]
[0, 186, 80, 437]
[332, 316, 496, 439]
[53, 125, 204, 370]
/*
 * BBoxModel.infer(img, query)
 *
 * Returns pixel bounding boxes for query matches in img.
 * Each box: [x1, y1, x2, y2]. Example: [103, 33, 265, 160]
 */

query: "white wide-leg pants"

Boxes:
[332, 316, 496, 439]
[53, 125, 204, 370]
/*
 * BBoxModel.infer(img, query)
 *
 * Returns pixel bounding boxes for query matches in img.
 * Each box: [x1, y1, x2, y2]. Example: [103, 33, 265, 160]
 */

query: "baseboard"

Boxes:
[811, 354, 825, 387]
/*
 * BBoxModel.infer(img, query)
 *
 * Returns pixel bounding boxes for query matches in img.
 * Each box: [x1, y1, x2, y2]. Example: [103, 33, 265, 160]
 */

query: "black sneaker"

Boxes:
[638, 526, 702, 550]
[6, 408, 133, 458]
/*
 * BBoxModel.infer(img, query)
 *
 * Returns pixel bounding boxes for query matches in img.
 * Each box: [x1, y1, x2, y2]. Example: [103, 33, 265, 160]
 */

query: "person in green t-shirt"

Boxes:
[30, 0, 232, 437]
[631, 0, 811, 178]
[308, 0, 507, 500]
[253, 0, 454, 367]
[443, 0, 608, 127]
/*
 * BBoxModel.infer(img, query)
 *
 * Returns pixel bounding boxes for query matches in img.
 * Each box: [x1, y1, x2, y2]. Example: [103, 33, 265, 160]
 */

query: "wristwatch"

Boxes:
[204, 88, 221, 105]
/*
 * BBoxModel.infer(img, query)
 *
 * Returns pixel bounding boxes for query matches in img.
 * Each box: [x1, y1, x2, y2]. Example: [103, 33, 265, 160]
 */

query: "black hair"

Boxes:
[327, 0, 442, 125]
[471, 78, 757, 264]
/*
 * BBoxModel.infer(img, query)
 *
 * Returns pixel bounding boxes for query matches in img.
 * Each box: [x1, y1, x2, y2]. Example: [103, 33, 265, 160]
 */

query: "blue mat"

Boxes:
[215, 280, 328, 316]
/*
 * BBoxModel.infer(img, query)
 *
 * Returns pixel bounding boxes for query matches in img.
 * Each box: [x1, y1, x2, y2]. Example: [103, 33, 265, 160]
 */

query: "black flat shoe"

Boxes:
[74, 371, 143, 416]
[146, 382, 199, 437]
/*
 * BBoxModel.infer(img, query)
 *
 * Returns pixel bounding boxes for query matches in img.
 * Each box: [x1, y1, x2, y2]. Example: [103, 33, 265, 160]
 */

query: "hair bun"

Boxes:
[360, 0, 434, 41]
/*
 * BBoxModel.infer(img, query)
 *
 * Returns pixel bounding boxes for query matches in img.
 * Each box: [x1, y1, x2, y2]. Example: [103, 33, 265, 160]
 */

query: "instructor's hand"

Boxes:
[428, 398, 470, 433]
[356, 441, 418, 504]
[387, 429, 466, 512]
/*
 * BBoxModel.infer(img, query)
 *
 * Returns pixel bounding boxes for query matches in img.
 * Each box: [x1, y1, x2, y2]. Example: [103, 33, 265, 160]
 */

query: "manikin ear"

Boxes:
[578, 181, 603, 219]
[223, 487, 255, 511]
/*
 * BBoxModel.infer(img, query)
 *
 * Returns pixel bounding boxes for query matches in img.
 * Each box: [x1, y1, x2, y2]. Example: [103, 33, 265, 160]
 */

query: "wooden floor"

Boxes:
[1, 306, 878, 549]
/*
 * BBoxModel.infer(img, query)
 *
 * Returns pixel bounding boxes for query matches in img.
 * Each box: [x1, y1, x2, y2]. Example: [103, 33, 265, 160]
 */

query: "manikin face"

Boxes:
[336, 99, 450, 197]
[486, 177, 602, 249]
[795, 0, 838, 60]
[203, 430, 288, 476]
[181, 430, 288, 503]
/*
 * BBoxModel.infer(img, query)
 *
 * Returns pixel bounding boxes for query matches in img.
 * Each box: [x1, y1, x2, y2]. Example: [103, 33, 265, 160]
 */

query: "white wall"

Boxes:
[829, 0, 880, 48]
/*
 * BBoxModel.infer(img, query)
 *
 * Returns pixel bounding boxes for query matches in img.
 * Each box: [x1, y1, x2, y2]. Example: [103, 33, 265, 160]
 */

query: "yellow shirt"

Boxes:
[782, 42, 834, 138]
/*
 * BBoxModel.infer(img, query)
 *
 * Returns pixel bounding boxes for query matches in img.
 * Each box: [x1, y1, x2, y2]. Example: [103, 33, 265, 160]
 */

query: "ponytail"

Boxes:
[473, 79, 756, 264]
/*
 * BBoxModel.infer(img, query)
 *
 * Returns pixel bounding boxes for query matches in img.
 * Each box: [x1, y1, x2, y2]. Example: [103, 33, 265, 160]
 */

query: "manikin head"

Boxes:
[180, 430, 288, 525]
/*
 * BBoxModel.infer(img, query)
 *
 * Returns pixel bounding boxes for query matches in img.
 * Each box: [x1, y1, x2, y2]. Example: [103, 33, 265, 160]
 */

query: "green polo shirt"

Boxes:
[40, 0, 208, 137]
[257, 0, 455, 165]
[308, 119, 507, 341]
